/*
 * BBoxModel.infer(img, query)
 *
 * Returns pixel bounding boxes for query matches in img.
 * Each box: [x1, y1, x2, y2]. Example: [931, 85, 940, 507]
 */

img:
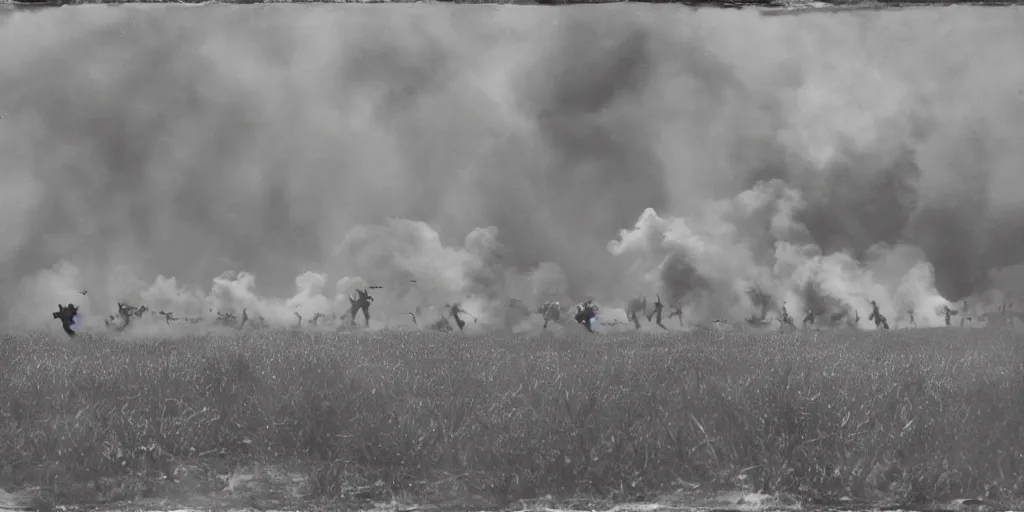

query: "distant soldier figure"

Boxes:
[869, 301, 880, 322]
[779, 302, 794, 329]
[53, 303, 79, 337]
[108, 302, 147, 331]
[240, 308, 249, 329]
[311, 312, 325, 326]
[117, 302, 133, 327]
[349, 288, 374, 327]
[293, 312, 303, 328]
[802, 308, 815, 328]
[907, 308, 917, 328]
[158, 311, 178, 325]
[537, 301, 561, 329]
[647, 295, 667, 330]
[625, 296, 648, 330]
[944, 305, 957, 326]
[574, 300, 598, 333]
[448, 303, 467, 331]
[868, 300, 889, 330]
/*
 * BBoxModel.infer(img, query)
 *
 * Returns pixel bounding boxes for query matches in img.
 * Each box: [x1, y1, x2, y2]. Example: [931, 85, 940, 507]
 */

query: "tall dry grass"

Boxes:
[0, 327, 1022, 508]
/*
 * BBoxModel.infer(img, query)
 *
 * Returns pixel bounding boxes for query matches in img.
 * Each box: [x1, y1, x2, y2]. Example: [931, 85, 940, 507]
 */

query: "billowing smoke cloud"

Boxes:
[609, 180, 953, 327]
[2, 5, 1024, 332]
[333, 219, 571, 327]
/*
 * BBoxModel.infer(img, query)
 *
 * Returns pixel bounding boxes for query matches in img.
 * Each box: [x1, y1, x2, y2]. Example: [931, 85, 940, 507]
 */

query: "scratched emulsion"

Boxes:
[1, 5, 1024, 331]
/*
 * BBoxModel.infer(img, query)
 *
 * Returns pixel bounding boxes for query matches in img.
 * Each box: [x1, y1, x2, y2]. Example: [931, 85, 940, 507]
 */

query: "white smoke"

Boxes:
[4, 6, 1024, 335]
[608, 180, 957, 329]
[15, 198, 1012, 335]
[16, 218, 577, 334]
[332, 218, 572, 328]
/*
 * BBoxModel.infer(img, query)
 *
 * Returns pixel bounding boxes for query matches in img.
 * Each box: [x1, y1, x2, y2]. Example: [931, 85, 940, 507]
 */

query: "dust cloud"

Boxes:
[2, 4, 1023, 332]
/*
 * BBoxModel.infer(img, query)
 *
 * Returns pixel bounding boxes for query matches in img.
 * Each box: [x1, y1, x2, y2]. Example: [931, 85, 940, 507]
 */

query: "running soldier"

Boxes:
[868, 300, 889, 330]
[647, 295, 667, 330]
[537, 301, 561, 329]
[53, 303, 79, 337]
[779, 302, 795, 329]
[802, 308, 815, 328]
[349, 288, 374, 327]
[944, 305, 957, 326]
[158, 311, 178, 325]
[448, 303, 467, 331]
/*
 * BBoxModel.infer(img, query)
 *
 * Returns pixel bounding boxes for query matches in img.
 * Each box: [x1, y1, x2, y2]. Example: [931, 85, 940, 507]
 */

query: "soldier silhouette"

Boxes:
[349, 288, 374, 327]
[53, 303, 80, 337]
[647, 295, 667, 330]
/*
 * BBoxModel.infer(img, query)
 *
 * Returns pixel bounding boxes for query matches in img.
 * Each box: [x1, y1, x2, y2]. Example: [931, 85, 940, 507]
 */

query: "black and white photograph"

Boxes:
[0, 0, 1023, 510]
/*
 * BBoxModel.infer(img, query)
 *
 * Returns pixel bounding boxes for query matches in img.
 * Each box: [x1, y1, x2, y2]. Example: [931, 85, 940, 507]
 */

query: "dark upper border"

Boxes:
[0, 0, 1020, 8]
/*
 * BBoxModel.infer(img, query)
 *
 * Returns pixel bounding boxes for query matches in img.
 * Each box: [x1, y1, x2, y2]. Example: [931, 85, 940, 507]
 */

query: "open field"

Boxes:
[1, 328, 1023, 511]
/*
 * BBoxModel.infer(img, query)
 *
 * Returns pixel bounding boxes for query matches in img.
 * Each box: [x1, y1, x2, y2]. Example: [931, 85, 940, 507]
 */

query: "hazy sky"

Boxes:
[1, 4, 1023, 327]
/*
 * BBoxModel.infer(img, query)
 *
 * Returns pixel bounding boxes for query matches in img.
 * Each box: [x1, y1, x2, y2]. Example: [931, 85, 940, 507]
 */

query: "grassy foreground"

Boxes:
[1, 327, 1023, 510]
